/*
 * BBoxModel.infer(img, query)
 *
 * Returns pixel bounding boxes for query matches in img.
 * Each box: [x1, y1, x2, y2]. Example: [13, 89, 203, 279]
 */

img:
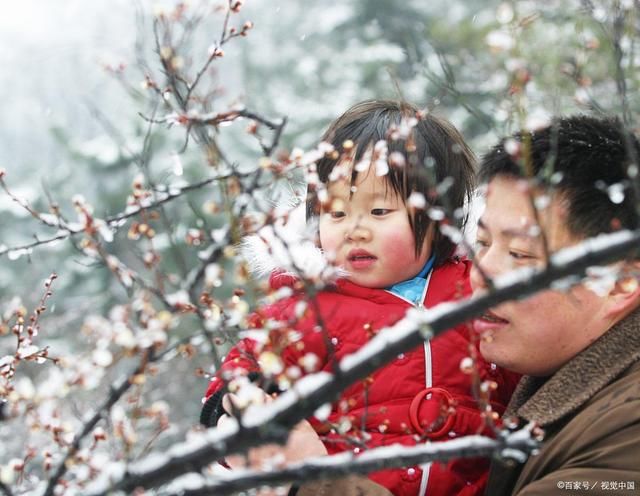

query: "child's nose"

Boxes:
[345, 224, 371, 242]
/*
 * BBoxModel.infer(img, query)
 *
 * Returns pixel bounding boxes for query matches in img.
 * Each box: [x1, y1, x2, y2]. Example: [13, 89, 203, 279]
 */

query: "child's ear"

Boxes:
[605, 261, 640, 319]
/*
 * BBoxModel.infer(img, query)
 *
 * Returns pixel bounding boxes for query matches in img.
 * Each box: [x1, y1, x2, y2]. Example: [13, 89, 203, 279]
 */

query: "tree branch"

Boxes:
[172, 430, 538, 496]
[88, 229, 640, 494]
[0, 171, 241, 257]
[43, 349, 156, 496]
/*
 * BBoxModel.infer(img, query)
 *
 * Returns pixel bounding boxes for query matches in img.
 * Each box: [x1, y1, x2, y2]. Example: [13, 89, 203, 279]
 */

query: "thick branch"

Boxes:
[0, 481, 13, 496]
[172, 431, 538, 495]
[89, 229, 640, 494]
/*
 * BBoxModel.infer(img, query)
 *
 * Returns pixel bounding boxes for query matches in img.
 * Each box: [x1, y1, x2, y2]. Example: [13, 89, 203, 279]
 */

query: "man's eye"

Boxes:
[509, 250, 535, 260]
[330, 211, 346, 219]
[475, 238, 489, 250]
[371, 208, 392, 216]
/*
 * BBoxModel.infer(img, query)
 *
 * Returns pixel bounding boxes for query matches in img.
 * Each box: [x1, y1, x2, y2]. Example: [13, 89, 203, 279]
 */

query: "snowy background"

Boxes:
[0, 0, 637, 493]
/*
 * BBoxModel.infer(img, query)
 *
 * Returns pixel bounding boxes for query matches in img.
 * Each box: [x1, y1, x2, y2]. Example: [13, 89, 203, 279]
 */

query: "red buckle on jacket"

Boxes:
[409, 387, 455, 438]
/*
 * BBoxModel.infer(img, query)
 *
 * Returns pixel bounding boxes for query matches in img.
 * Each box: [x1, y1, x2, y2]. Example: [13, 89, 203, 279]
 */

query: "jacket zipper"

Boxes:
[384, 273, 433, 496]
[419, 273, 432, 496]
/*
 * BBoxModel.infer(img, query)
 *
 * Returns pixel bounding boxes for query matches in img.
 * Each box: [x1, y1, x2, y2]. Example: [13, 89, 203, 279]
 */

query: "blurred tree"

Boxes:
[0, 0, 639, 494]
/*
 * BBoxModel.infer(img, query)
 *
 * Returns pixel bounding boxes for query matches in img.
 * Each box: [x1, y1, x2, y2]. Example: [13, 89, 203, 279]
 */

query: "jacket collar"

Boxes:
[385, 255, 435, 304]
[507, 307, 640, 426]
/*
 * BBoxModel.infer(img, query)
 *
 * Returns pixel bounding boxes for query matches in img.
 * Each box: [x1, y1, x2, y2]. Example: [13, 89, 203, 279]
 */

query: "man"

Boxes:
[471, 115, 640, 494]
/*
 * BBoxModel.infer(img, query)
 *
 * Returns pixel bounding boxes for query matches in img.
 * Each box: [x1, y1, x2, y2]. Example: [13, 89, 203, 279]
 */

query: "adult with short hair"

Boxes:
[472, 115, 640, 495]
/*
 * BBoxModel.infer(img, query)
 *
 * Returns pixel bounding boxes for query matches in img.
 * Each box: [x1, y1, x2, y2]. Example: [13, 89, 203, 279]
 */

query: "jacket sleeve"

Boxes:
[199, 341, 268, 428]
[200, 295, 329, 428]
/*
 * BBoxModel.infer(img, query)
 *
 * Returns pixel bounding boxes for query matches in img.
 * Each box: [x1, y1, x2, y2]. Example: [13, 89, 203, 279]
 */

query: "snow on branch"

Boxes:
[0, 171, 240, 258]
[171, 429, 539, 495]
[87, 228, 640, 494]
[141, 108, 288, 157]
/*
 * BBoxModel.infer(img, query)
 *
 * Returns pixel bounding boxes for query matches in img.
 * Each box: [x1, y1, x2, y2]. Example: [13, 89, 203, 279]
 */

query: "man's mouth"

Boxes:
[479, 311, 509, 324]
[472, 310, 509, 339]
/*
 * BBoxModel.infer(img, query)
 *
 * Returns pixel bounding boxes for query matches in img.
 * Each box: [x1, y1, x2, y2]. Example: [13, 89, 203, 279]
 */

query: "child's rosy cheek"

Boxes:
[319, 230, 341, 258]
[382, 233, 414, 257]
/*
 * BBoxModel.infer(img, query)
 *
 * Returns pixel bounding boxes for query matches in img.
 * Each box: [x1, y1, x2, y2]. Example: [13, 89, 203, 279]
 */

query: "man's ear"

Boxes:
[606, 261, 640, 319]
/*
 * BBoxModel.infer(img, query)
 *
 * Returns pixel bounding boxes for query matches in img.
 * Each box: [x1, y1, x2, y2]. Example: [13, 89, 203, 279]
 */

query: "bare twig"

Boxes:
[43, 349, 156, 496]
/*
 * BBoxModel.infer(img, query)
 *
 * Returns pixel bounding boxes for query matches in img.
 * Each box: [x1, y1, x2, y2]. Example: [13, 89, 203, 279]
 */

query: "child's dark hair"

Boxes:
[306, 100, 476, 267]
[479, 115, 640, 239]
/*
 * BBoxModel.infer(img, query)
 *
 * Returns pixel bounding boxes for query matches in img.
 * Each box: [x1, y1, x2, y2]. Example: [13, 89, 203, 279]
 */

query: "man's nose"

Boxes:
[470, 249, 499, 291]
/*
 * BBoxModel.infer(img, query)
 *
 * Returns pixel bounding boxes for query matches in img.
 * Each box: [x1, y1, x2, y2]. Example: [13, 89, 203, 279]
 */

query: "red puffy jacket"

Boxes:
[203, 258, 519, 495]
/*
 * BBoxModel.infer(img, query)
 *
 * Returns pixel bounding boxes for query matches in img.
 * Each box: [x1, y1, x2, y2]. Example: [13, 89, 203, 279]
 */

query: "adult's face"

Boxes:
[470, 176, 620, 377]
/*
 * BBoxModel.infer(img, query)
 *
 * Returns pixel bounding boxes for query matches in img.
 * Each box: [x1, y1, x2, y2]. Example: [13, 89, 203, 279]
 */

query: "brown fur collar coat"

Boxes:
[487, 307, 640, 495]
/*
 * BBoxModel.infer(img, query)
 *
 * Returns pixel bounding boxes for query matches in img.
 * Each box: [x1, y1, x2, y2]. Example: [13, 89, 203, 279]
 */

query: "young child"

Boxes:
[201, 100, 519, 496]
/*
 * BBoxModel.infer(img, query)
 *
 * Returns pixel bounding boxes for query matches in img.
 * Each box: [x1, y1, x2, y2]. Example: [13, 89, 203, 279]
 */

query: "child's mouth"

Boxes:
[347, 250, 377, 269]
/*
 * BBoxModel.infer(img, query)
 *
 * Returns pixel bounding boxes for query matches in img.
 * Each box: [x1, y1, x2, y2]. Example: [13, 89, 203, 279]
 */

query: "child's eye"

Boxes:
[371, 208, 392, 216]
[329, 211, 346, 219]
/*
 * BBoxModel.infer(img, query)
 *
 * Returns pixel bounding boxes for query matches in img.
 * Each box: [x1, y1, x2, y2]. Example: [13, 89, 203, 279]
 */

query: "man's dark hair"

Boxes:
[479, 115, 640, 238]
[307, 100, 476, 266]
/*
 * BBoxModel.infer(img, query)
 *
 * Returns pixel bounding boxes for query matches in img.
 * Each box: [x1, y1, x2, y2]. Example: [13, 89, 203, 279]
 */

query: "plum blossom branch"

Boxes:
[185, 1, 252, 102]
[140, 109, 287, 157]
[89, 228, 640, 494]
[42, 349, 156, 496]
[0, 171, 242, 258]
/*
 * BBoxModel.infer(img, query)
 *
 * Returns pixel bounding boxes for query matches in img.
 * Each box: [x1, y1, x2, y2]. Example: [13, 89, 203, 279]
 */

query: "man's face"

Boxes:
[470, 176, 615, 376]
[319, 169, 431, 288]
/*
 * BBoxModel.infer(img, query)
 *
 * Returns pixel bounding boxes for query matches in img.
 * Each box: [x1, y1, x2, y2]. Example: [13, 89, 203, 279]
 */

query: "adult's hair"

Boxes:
[479, 115, 640, 238]
[307, 100, 476, 267]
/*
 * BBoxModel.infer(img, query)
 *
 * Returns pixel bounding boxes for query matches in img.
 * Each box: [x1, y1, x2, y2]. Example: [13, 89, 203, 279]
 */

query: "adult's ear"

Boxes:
[606, 261, 640, 320]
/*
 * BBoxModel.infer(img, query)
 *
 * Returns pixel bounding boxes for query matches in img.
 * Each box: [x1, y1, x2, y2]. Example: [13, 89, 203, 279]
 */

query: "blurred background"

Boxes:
[1, 0, 633, 299]
[1, 0, 637, 491]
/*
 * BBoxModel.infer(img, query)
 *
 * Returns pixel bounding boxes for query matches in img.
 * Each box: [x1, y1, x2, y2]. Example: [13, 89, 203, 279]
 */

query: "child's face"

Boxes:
[319, 169, 432, 288]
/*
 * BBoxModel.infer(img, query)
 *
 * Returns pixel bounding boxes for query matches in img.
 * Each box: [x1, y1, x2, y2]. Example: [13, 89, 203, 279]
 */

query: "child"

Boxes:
[201, 100, 519, 495]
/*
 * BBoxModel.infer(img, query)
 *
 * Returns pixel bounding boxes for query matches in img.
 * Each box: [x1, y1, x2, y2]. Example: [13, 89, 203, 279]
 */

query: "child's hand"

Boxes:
[217, 392, 328, 495]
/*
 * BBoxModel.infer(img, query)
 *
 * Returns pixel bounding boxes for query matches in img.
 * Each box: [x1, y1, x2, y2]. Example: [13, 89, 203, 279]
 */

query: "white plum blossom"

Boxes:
[300, 352, 319, 372]
[486, 30, 514, 52]
[408, 192, 427, 209]
[258, 351, 284, 377]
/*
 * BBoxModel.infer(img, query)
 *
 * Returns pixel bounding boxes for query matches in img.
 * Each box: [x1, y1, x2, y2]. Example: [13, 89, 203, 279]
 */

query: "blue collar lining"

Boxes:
[386, 255, 435, 305]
